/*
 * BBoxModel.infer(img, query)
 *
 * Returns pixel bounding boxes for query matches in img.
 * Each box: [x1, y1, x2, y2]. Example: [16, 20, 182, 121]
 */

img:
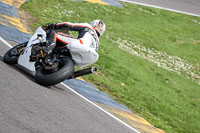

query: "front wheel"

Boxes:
[35, 57, 74, 86]
[3, 42, 27, 64]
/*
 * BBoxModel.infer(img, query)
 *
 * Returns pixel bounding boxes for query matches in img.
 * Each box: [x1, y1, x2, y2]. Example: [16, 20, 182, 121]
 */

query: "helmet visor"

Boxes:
[94, 21, 104, 35]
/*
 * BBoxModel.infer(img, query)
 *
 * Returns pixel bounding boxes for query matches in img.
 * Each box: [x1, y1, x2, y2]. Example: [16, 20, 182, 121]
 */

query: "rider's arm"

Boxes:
[55, 22, 92, 31]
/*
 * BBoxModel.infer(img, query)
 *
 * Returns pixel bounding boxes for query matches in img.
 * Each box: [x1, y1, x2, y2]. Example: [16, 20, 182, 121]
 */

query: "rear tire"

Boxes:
[35, 57, 74, 86]
[3, 42, 27, 64]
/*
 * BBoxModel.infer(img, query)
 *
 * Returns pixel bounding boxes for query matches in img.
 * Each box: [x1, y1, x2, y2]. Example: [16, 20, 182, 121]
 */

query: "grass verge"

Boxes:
[21, 0, 200, 132]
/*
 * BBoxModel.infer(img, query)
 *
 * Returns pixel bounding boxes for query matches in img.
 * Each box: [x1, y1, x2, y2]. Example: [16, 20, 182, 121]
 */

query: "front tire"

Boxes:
[35, 57, 74, 86]
[3, 42, 27, 64]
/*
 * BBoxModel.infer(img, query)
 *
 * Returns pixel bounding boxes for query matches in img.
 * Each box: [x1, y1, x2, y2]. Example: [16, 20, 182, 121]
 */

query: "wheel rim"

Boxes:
[9, 43, 26, 58]
[40, 58, 65, 75]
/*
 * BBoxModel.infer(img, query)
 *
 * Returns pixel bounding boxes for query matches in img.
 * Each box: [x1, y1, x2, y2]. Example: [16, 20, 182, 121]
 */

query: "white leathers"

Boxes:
[55, 22, 100, 67]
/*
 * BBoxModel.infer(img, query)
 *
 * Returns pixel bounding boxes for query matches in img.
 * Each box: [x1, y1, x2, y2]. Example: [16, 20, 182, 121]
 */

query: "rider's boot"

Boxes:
[45, 42, 56, 54]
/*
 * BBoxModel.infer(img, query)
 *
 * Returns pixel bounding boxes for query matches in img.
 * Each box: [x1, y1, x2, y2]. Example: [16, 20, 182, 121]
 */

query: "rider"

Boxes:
[44, 20, 106, 67]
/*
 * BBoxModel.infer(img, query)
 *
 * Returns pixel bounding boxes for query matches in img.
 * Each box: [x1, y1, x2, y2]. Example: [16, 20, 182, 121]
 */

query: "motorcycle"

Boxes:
[3, 26, 97, 86]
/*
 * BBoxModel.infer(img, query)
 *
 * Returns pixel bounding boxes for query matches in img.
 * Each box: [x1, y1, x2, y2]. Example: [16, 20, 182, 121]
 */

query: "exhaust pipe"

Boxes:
[70, 67, 97, 79]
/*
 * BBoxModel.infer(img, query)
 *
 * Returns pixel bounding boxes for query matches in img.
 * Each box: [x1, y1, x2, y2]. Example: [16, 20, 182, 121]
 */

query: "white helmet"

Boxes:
[90, 20, 106, 36]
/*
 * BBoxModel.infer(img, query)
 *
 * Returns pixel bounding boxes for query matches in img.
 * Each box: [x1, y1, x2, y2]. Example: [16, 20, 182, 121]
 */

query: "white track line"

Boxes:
[0, 36, 13, 48]
[61, 83, 140, 133]
[119, 0, 200, 17]
[0, 36, 140, 133]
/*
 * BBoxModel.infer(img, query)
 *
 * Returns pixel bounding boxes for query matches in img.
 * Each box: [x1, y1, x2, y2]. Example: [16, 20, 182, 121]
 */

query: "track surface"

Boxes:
[1, 0, 199, 132]
[0, 41, 135, 133]
[123, 0, 200, 15]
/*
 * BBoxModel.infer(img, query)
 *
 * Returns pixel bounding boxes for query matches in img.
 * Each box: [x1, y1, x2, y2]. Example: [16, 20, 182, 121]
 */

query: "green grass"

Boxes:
[21, 0, 200, 132]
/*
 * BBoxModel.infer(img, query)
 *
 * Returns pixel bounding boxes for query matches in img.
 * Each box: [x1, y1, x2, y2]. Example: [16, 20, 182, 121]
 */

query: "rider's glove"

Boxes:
[46, 23, 57, 30]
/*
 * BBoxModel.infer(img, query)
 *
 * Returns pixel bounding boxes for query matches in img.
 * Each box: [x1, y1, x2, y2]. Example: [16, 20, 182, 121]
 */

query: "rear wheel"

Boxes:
[35, 57, 74, 86]
[3, 42, 27, 64]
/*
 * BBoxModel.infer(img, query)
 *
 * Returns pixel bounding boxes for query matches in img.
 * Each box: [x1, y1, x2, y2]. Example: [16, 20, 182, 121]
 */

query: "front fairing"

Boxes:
[17, 26, 47, 76]
[27, 26, 47, 47]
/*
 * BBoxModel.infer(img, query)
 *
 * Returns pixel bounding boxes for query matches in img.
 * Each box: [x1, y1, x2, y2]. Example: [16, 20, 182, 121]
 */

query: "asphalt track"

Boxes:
[120, 0, 200, 16]
[1, 0, 199, 132]
[0, 42, 136, 133]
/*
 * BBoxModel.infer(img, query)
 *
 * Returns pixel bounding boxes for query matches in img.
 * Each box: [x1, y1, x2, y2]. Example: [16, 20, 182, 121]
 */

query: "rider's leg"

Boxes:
[45, 30, 56, 53]
[67, 40, 99, 67]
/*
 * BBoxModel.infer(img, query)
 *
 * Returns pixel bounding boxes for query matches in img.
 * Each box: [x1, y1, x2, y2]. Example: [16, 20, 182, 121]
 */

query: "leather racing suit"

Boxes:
[46, 22, 100, 67]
